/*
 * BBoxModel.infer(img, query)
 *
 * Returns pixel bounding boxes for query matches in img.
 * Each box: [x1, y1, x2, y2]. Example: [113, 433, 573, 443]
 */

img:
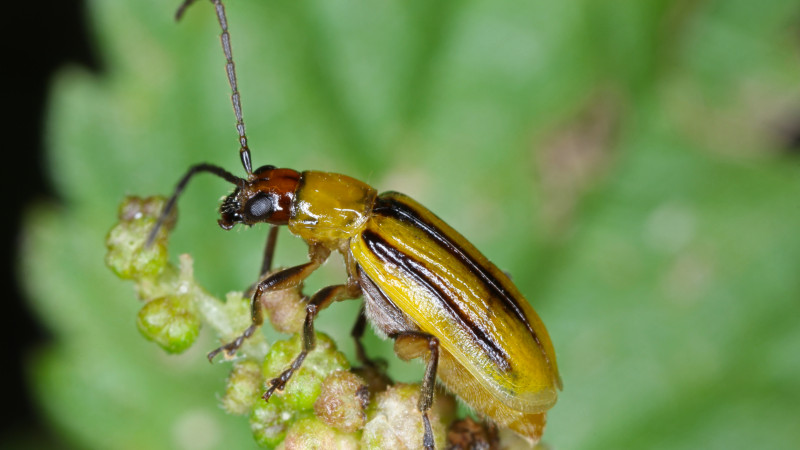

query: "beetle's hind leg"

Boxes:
[263, 282, 362, 400]
[207, 243, 330, 361]
[392, 331, 440, 450]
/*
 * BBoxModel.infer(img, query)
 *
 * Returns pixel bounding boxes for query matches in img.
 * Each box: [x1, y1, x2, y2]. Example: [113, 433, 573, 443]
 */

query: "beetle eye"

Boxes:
[246, 193, 273, 220]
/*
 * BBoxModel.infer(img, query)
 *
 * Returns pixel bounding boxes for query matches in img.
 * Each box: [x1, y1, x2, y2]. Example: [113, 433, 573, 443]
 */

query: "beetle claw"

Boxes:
[207, 340, 242, 362]
[206, 348, 222, 363]
[262, 377, 286, 401]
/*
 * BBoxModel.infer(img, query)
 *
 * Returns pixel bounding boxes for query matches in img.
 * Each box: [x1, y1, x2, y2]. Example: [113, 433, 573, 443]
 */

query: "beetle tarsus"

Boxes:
[423, 413, 435, 450]
[263, 351, 307, 401]
[207, 323, 257, 362]
[206, 347, 223, 362]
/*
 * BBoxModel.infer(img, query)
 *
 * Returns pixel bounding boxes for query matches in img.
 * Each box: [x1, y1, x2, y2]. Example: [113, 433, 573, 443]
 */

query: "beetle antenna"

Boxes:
[146, 163, 244, 247]
[174, 0, 197, 20]
[212, 0, 253, 175]
[175, 0, 254, 176]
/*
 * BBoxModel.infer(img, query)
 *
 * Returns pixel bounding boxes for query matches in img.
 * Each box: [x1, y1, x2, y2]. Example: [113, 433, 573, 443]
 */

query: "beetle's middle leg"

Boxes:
[351, 305, 390, 369]
[207, 243, 330, 361]
[263, 281, 362, 400]
[348, 305, 394, 393]
[392, 331, 440, 450]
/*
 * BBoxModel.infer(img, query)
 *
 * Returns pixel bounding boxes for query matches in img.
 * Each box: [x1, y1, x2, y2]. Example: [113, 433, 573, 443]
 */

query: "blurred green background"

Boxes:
[15, 0, 800, 448]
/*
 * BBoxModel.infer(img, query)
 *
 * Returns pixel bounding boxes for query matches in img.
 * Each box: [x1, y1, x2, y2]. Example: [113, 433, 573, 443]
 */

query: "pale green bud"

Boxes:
[136, 295, 200, 353]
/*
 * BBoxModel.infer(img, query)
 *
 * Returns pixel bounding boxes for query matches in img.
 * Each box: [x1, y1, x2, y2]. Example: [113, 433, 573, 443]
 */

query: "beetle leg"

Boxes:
[349, 305, 394, 393]
[207, 243, 331, 361]
[346, 254, 388, 368]
[258, 225, 280, 278]
[392, 331, 440, 450]
[263, 282, 361, 401]
[351, 306, 377, 367]
[242, 225, 281, 298]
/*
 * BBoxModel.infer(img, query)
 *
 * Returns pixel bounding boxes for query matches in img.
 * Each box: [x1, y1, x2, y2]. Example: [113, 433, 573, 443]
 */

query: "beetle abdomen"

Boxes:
[357, 265, 418, 338]
[351, 192, 561, 413]
[436, 348, 547, 443]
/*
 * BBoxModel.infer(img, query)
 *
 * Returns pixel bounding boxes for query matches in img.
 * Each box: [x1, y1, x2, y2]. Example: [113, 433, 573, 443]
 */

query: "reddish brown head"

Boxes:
[218, 165, 301, 230]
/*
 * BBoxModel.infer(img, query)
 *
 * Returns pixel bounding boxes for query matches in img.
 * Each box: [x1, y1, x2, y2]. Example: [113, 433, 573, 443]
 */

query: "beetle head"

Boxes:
[218, 165, 301, 230]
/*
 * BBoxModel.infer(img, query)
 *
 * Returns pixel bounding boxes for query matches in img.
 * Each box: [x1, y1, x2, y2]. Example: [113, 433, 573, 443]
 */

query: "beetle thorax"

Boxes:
[288, 171, 378, 244]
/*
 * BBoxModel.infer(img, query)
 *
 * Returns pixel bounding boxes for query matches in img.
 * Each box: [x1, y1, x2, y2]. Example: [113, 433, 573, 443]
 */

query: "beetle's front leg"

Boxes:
[207, 243, 331, 361]
[263, 281, 361, 400]
[392, 331, 440, 450]
[258, 225, 280, 279]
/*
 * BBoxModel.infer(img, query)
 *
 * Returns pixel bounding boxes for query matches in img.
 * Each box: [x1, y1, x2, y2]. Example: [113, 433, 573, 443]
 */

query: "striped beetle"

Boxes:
[151, 0, 562, 447]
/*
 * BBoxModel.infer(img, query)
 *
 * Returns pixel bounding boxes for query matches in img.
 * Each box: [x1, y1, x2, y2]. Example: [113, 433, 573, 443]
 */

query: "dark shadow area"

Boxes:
[2, 0, 98, 446]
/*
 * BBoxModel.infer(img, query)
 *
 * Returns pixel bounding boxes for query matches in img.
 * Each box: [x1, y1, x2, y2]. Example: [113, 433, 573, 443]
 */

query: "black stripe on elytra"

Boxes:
[361, 229, 511, 371]
[373, 195, 553, 373]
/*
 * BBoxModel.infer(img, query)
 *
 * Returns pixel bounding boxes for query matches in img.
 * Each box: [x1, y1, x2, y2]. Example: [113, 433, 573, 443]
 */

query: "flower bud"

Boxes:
[262, 332, 349, 411]
[223, 360, 263, 415]
[136, 295, 200, 353]
[281, 416, 359, 450]
[259, 280, 305, 334]
[249, 396, 297, 448]
[105, 196, 172, 280]
[314, 370, 369, 433]
[361, 383, 454, 450]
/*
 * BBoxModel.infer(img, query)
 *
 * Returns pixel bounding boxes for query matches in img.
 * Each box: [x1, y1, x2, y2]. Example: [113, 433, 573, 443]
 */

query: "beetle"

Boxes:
[151, 0, 561, 447]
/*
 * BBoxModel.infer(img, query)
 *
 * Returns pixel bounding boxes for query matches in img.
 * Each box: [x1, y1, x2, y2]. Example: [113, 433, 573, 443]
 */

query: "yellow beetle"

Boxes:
[152, 0, 562, 447]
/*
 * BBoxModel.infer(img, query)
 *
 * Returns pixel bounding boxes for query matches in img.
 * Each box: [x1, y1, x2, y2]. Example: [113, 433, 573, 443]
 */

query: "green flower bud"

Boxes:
[263, 332, 349, 411]
[105, 196, 172, 280]
[280, 416, 359, 450]
[250, 396, 301, 448]
[223, 360, 263, 415]
[136, 295, 200, 353]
